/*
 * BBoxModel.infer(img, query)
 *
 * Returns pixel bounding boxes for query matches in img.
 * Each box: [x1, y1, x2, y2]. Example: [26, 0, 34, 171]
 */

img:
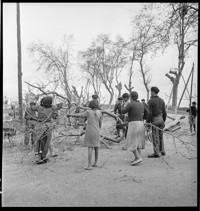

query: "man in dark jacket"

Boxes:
[147, 86, 167, 157]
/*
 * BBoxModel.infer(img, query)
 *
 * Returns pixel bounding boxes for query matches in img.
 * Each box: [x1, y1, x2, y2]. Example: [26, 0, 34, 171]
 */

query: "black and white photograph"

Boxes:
[2, 2, 198, 207]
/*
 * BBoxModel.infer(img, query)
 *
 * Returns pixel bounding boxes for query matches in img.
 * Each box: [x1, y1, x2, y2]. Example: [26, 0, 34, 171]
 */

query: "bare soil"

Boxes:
[2, 114, 197, 207]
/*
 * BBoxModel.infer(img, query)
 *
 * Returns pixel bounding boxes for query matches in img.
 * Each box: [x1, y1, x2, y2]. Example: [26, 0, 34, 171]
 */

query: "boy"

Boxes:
[186, 101, 197, 135]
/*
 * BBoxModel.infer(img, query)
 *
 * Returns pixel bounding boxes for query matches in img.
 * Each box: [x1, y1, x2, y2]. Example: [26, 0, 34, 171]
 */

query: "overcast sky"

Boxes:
[3, 3, 197, 106]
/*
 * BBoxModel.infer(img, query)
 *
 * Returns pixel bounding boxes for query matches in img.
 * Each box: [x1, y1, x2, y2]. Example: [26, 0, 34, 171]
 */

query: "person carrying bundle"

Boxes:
[31, 96, 63, 164]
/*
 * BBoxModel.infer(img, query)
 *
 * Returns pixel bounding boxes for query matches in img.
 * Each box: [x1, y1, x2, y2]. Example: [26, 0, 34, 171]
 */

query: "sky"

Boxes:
[3, 3, 198, 107]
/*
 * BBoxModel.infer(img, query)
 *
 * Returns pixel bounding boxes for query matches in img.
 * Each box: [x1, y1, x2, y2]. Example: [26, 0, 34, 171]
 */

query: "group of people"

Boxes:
[113, 86, 167, 166]
[24, 87, 197, 169]
[66, 86, 167, 170]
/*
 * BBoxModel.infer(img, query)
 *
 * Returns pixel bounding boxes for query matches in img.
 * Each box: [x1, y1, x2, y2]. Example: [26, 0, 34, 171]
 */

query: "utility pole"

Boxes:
[177, 63, 194, 109]
[17, 3, 23, 124]
[189, 63, 194, 107]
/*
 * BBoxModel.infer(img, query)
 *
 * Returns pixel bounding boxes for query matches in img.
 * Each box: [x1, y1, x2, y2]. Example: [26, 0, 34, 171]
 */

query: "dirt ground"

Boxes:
[2, 113, 197, 207]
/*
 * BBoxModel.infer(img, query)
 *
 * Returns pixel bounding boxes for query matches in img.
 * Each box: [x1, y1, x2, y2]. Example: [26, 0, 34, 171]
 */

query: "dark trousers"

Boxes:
[152, 116, 165, 155]
[24, 120, 36, 146]
[34, 127, 52, 159]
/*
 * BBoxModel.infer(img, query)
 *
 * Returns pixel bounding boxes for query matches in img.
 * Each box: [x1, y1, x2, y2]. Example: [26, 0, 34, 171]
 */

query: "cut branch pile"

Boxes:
[164, 115, 185, 131]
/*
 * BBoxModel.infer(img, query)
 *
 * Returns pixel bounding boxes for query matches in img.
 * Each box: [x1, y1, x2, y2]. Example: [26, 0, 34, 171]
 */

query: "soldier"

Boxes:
[147, 86, 167, 158]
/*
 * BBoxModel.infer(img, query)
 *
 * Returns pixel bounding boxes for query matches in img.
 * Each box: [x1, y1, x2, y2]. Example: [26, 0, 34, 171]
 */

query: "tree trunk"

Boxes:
[115, 82, 122, 98]
[171, 78, 179, 111]
[16, 3, 23, 124]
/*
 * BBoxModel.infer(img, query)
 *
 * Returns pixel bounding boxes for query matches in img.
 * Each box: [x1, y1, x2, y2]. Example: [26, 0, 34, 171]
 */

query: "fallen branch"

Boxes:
[164, 115, 185, 131]
[167, 115, 175, 121]
[24, 81, 71, 104]
[100, 138, 110, 149]
[171, 126, 181, 132]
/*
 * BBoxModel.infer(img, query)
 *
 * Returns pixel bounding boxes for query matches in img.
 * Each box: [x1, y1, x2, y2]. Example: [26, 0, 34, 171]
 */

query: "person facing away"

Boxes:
[67, 100, 103, 170]
[82, 94, 101, 130]
[84, 100, 103, 170]
[186, 101, 197, 135]
[121, 91, 149, 166]
[146, 86, 167, 158]
[24, 101, 37, 147]
[114, 97, 126, 137]
[89, 94, 101, 110]
[31, 96, 63, 164]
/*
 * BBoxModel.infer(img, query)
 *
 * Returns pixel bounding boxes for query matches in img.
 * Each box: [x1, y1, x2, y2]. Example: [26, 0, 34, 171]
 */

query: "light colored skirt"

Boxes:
[124, 121, 145, 151]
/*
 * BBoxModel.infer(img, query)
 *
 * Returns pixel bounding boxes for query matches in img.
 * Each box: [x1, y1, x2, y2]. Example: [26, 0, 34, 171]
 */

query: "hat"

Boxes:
[130, 91, 138, 100]
[92, 94, 99, 99]
[192, 101, 196, 105]
[141, 99, 145, 102]
[29, 101, 36, 106]
[42, 96, 53, 108]
[88, 100, 98, 109]
[122, 93, 130, 99]
[117, 97, 123, 101]
[151, 86, 160, 94]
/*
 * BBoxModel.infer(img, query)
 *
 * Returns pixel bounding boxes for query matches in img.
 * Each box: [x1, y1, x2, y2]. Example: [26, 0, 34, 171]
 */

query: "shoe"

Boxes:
[131, 158, 136, 163]
[131, 158, 142, 166]
[148, 153, 160, 158]
[161, 151, 166, 156]
[84, 166, 92, 170]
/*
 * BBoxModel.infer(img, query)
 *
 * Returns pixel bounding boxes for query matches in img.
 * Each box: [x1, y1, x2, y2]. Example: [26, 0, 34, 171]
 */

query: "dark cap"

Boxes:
[29, 101, 36, 106]
[122, 93, 130, 99]
[41, 96, 53, 107]
[130, 91, 138, 100]
[141, 99, 145, 102]
[88, 100, 98, 109]
[92, 94, 99, 99]
[151, 86, 160, 94]
[192, 101, 196, 105]
[117, 97, 123, 101]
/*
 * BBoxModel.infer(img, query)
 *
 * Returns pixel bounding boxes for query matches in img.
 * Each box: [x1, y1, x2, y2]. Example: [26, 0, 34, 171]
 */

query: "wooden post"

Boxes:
[189, 63, 194, 107]
[177, 63, 194, 109]
[17, 3, 23, 124]
[166, 87, 173, 110]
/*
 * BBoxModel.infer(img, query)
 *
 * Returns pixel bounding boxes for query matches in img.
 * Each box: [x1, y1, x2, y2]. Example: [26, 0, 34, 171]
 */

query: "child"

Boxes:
[67, 100, 103, 170]
[186, 101, 197, 135]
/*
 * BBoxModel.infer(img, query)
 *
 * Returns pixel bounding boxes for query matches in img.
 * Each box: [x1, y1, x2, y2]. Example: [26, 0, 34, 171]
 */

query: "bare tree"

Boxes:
[144, 3, 198, 111]
[112, 35, 129, 98]
[80, 34, 129, 105]
[79, 48, 102, 98]
[132, 12, 161, 101]
[79, 34, 115, 105]
[163, 3, 198, 111]
[124, 41, 138, 94]
[28, 34, 75, 101]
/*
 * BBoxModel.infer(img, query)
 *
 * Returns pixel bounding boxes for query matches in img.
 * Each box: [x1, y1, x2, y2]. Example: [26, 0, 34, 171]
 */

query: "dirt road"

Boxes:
[2, 115, 197, 207]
